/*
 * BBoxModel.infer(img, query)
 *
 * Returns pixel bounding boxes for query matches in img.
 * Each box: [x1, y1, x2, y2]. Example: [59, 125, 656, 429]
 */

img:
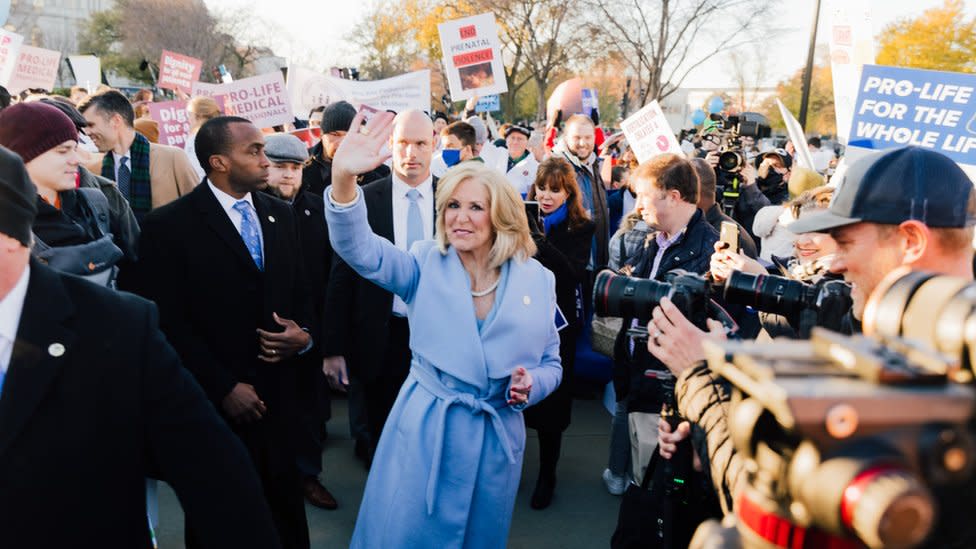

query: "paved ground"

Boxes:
[155, 396, 621, 548]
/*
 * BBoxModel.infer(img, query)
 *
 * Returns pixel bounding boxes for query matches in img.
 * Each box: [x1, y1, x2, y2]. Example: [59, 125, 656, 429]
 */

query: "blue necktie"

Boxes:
[117, 157, 131, 199]
[0, 368, 5, 397]
[233, 200, 264, 270]
[406, 189, 423, 250]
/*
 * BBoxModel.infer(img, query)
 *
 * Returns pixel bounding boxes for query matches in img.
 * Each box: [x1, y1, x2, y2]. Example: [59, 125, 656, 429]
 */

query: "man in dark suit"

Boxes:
[262, 133, 338, 510]
[322, 109, 436, 458]
[0, 145, 280, 548]
[128, 117, 313, 549]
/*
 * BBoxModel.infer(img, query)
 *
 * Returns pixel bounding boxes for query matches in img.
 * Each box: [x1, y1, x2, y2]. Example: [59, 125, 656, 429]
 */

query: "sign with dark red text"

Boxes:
[438, 13, 507, 101]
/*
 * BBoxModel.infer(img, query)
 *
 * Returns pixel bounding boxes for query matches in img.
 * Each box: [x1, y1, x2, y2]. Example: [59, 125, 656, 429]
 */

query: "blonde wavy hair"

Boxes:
[435, 162, 536, 269]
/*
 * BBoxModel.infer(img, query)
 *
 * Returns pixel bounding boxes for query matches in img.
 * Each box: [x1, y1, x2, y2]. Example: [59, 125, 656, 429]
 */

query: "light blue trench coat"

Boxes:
[324, 187, 563, 548]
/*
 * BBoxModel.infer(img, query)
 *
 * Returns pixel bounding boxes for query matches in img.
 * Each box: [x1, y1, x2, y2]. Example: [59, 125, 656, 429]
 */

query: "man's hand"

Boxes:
[222, 383, 267, 424]
[757, 157, 773, 180]
[330, 110, 395, 202]
[704, 150, 719, 169]
[658, 417, 691, 460]
[647, 297, 726, 378]
[740, 161, 757, 186]
[508, 366, 533, 407]
[257, 312, 311, 363]
[322, 356, 349, 392]
[464, 95, 479, 114]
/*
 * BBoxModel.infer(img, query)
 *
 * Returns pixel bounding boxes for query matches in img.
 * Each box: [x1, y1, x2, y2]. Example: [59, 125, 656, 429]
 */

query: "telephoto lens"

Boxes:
[592, 269, 710, 327]
[723, 271, 852, 334]
[718, 150, 746, 172]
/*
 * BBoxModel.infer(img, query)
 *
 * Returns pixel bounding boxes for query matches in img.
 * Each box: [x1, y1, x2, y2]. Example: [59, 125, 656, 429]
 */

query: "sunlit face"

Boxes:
[221, 122, 270, 195]
[564, 121, 595, 159]
[445, 178, 493, 255]
[829, 222, 904, 319]
[392, 118, 434, 184]
[26, 140, 80, 194]
[441, 133, 473, 162]
[322, 131, 346, 160]
[267, 161, 303, 200]
[633, 176, 677, 230]
[793, 229, 837, 264]
[82, 107, 120, 153]
[535, 181, 569, 214]
[506, 132, 528, 159]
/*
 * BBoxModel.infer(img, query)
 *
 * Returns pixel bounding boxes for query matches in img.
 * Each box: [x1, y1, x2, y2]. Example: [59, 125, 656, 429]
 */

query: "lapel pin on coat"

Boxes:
[268, 216, 276, 223]
[523, 296, 531, 305]
[48, 343, 66, 357]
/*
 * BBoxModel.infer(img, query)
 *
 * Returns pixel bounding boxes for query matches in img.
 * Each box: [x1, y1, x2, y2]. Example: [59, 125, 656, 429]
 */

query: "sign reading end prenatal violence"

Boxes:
[620, 100, 682, 164]
[849, 64, 976, 168]
[192, 71, 292, 129]
[438, 13, 507, 101]
[158, 50, 202, 95]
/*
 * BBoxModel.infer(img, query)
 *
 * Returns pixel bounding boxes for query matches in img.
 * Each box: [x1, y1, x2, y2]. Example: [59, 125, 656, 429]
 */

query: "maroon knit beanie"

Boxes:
[0, 102, 79, 164]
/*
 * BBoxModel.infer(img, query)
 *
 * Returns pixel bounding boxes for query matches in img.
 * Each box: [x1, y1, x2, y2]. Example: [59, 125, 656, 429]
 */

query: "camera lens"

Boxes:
[593, 269, 673, 320]
[724, 272, 812, 318]
[719, 151, 743, 171]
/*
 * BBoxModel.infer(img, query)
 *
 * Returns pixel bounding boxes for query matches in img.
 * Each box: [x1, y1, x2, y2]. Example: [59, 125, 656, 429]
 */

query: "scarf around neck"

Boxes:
[102, 131, 152, 219]
[543, 203, 569, 234]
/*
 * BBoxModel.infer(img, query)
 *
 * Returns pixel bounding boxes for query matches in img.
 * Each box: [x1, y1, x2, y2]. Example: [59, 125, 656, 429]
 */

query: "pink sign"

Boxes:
[0, 29, 24, 87]
[6, 45, 60, 94]
[192, 71, 293, 129]
[148, 101, 191, 148]
[158, 50, 202, 94]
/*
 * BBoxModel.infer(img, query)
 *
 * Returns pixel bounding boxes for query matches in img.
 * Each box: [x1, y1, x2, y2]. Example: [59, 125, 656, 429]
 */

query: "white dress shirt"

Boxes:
[0, 265, 30, 374]
[111, 150, 131, 182]
[391, 174, 434, 316]
[208, 180, 264, 255]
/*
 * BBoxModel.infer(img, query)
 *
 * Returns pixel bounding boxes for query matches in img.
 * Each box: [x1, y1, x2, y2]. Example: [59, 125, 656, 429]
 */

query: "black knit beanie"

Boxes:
[0, 145, 38, 247]
[319, 101, 357, 134]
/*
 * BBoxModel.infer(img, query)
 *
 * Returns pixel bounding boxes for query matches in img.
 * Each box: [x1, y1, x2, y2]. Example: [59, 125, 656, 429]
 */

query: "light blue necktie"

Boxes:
[117, 157, 131, 199]
[406, 189, 424, 250]
[233, 200, 264, 270]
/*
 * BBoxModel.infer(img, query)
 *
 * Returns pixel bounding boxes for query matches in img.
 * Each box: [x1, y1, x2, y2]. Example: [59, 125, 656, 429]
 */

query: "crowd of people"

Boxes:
[0, 76, 974, 549]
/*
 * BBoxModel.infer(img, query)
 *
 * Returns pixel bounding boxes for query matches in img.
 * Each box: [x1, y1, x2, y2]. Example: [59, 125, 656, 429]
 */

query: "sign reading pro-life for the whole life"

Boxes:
[438, 13, 508, 101]
[848, 65, 976, 168]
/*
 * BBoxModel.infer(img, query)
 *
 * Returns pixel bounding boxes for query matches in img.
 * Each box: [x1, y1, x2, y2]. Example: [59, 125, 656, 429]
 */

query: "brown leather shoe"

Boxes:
[303, 476, 338, 510]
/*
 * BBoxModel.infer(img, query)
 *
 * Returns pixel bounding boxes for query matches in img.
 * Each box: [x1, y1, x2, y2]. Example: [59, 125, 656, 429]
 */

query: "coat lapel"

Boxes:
[0, 263, 77, 457]
[192, 183, 261, 274]
[366, 177, 395, 242]
[253, 192, 278, 275]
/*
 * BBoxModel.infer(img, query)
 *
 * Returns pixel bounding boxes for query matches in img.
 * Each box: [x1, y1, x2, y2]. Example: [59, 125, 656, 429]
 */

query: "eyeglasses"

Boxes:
[701, 134, 721, 145]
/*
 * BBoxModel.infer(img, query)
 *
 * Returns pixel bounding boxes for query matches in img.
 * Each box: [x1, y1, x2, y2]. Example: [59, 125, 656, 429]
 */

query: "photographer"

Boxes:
[731, 149, 792, 244]
[652, 146, 976, 546]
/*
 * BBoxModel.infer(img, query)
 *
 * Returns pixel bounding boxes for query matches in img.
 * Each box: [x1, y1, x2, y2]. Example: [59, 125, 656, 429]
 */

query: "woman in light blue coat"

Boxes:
[325, 111, 563, 548]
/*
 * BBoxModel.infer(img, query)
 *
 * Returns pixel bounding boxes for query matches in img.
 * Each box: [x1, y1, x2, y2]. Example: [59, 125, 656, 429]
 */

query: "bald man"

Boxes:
[322, 110, 438, 457]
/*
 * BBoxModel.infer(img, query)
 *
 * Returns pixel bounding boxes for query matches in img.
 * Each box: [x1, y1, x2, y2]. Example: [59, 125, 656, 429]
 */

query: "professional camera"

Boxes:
[722, 271, 852, 338]
[691, 269, 976, 549]
[593, 268, 711, 329]
[709, 113, 772, 216]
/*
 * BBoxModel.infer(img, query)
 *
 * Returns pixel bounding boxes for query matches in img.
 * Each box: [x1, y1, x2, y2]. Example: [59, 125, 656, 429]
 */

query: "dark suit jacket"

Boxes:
[128, 182, 312, 472]
[0, 261, 279, 548]
[322, 175, 435, 382]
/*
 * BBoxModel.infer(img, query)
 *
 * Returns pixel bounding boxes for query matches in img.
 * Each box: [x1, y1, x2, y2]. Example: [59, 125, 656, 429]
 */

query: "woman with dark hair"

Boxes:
[524, 157, 595, 509]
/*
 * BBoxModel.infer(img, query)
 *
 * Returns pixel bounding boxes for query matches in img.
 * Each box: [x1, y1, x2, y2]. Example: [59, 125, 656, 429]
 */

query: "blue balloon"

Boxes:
[707, 96, 724, 114]
[691, 109, 706, 125]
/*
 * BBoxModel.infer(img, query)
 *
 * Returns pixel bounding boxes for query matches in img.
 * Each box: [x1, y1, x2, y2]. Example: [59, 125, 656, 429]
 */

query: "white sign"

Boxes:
[67, 55, 101, 93]
[287, 66, 430, 120]
[0, 29, 24, 88]
[192, 71, 293, 129]
[827, 0, 875, 144]
[776, 99, 815, 171]
[619, 100, 682, 164]
[438, 13, 507, 101]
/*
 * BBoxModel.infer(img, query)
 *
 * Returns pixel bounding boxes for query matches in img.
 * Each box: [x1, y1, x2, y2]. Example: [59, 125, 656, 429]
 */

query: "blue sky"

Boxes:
[204, 0, 968, 87]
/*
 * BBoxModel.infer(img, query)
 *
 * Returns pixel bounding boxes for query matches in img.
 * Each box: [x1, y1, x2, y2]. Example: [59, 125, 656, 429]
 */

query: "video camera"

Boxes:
[691, 268, 976, 549]
[708, 112, 771, 216]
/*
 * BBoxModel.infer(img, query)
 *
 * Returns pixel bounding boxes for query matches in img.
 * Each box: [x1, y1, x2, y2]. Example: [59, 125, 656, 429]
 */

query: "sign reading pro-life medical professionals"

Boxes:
[192, 71, 292, 129]
[848, 65, 976, 169]
[438, 13, 507, 101]
[6, 45, 60, 94]
[619, 100, 682, 164]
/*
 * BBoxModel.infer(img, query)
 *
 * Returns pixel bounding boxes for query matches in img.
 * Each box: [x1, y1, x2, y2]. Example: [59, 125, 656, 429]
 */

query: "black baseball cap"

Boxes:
[788, 146, 975, 234]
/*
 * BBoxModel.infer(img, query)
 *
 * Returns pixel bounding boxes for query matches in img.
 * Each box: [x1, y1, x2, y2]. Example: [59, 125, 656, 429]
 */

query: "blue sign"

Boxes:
[581, 88, 599, 116]
[849, 64, 976, 166]
[475, 95, 501, 113]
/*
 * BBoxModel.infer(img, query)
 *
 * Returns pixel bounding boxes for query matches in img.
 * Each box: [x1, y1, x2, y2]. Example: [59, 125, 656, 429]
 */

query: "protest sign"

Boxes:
[581, 88, 599, 117]
[475, 95, 500, 113]
[289, 127, 322, 148]
[6, 45, 61, 94]
[0, 28, 23, 87]
[848, 65, 976, 172]
[148, 101, 192, 148]
[827, 0, 874, 144]
[438, 13, 507, 101]
[619, 100, 682, 164]
[775, 98, 815, 171]
[67, 55, 101, 93]
[158, 50, 202, 95]
[193, 71, 292, 129]
[286, 65, 430, 120]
